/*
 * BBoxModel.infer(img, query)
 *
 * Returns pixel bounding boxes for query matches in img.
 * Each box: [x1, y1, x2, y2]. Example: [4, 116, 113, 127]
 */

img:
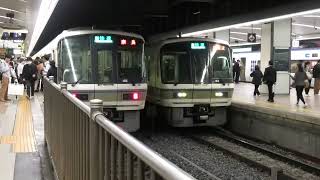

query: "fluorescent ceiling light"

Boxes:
[230, 31, 261, 38]
[182, 8, 320, 37]
[230, 37, 246, 41]
[0, 15, 23, 22]
[27, 0, 59, 56]
[303, 15, 320, 18]
[292, 23, 320, 29]
[0, 7, 25, 14]
[295, 36, 320, 40]
[230, 42, 261, 47]
[233, 27, 262, 30]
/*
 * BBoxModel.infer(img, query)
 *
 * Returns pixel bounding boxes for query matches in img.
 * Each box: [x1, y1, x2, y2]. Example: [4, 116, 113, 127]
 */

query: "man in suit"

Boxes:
[263, 61, 277, 102]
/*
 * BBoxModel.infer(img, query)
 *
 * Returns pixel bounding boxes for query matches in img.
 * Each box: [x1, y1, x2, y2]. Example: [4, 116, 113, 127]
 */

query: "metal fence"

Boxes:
[43, 77, 195, 180]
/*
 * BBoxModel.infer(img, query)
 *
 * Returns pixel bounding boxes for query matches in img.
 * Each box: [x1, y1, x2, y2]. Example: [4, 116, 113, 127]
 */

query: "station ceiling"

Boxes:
[2, 0, 320, 55]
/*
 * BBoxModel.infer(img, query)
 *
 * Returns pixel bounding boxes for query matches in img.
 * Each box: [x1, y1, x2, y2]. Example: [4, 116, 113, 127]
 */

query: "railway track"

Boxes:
[188, 128, 320, 180]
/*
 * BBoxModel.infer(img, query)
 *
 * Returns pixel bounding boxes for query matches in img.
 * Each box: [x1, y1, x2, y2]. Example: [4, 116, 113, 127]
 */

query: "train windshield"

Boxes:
[160, 41, 232, 84]
[117, 45, 144, 84]
[59, 35, 145, 84]
[60, 36, 92, 84]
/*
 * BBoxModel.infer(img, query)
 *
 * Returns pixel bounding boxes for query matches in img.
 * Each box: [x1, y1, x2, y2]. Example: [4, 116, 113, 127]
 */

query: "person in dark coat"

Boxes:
[22, 57, 38, 98]
[233, 60, 240, 83]
[290, 63, 308, 107]
[263, 61, 277, 102]
[47, 61, 57, 83]
[250, 65, 263, 96]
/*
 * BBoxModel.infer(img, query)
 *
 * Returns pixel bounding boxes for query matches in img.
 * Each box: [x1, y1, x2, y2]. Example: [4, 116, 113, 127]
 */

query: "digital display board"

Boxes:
[94, 35, 113, 43]
[191, 42, 206, 49]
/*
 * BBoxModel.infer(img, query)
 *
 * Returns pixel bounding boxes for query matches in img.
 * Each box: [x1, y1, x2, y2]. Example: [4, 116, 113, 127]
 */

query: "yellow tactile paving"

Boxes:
[0, 96, 37, 153]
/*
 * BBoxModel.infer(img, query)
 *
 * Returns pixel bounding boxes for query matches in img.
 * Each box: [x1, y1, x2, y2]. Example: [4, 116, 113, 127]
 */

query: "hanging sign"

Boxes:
[247, 33, 257, 43]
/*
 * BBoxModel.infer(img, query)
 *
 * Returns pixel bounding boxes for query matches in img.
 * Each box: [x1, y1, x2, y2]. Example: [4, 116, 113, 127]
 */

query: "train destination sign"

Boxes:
[94, 35, 113, 43]
[191, 42, 206, 49]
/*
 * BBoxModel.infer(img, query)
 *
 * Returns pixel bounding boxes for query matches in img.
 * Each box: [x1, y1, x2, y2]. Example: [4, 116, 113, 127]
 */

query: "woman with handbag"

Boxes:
[304, 62, 312, 96]
[290, 63, 308, 108]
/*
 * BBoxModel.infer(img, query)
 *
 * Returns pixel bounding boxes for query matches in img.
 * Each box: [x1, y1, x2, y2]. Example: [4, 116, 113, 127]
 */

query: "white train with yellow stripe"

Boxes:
[145, 37, 234, 127]
[34, 29, 147, 132]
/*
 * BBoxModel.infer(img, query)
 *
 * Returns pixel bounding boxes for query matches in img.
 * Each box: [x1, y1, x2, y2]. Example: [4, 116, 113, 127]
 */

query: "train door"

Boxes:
[91, 35, 118, 106]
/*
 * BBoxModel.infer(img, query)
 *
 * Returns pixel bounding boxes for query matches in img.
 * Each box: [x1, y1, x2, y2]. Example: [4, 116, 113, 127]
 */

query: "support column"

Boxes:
[214, 30, 230, 43]
[260, 19, 291, 95]
[272, 19, 291, 94]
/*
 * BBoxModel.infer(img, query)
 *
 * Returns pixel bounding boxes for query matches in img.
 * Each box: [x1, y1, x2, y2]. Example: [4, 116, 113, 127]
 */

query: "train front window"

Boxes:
[97, 50, 113, 84]
[191, 50, 209, 84]
[117, 49, 143, 83]
[209, 43, 233, 82]
[60, 36, 92, 84]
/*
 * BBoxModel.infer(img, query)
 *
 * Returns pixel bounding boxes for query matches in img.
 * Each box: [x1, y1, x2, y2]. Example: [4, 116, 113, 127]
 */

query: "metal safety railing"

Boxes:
[43, 76, 195, 180]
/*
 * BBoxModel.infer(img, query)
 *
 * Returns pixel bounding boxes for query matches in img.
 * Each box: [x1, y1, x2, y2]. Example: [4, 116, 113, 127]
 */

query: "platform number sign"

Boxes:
[94, 35, 113, 43]
[247, 33, 256, 43]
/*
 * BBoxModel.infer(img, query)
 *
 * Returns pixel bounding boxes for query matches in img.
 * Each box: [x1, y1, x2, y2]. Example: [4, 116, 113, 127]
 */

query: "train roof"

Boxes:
[33, 29, 144, 58]
[147, 37, 229, 47]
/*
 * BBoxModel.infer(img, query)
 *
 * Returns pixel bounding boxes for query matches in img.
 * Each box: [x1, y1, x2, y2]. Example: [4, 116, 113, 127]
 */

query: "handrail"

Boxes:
[43, 77, 195, 180]
[96, 115, 195, 180]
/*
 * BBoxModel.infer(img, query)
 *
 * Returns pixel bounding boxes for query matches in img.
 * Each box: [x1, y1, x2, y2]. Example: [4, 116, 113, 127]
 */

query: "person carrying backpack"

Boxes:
[22, 57, 37, 98]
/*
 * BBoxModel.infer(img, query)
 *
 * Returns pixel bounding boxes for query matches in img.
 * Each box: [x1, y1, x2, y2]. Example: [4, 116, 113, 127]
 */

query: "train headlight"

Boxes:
[215, 92, 224, 97]
[176, 92, 187, 98]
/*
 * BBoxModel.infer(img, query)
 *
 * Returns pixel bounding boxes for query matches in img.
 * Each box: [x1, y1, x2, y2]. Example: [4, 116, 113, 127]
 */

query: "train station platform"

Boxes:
[0, 93, 53, 180]
[232, 83, 320, 123]
[230, 83, 320, 159]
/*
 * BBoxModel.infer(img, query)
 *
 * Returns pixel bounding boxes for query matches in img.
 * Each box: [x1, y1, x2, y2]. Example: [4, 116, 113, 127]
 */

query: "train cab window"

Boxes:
[61, 36, 92, 84]
[117, 50, 143, 84]
[97, 50, 113, 84]
[209, 43, 233, 81]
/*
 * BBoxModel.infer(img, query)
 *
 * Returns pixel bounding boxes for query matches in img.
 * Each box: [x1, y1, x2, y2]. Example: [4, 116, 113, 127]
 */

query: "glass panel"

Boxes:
[191, 50, 209, 84]
[61, 36, 91, 83]
[209, 43, 233, 81]
[97, 50, 113, 84]
[117, 50, 143, 83]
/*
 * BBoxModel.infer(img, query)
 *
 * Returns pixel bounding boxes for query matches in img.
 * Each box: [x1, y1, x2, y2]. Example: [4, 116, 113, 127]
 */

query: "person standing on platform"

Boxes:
[233, 60, 241, 83]
[313, 60, 320, 95]
[304, 62, 312, 96]
[250, 65, 263, 96]
[47, 61, 57, 83]
[0, 55, 17, 102]
[263, 61, 277, 102]
[22, 57, 37, 98]
[290, 63, 308, 107]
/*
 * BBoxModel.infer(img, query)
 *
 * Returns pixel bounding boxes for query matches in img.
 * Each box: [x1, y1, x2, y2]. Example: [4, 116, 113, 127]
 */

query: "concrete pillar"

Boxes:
[272, 19, 291, 94]
[260, 19, 291, 95]
[214, 30, 230, 43]
[260, 23, 272, 72]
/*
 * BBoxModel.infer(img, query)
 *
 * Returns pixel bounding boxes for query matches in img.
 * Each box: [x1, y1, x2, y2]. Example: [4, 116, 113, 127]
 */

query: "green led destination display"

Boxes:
[191, 42, 206, 49]
[94, 35, 113, 43]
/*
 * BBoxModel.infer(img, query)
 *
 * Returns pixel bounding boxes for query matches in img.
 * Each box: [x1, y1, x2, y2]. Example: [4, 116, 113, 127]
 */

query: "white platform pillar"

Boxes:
[214, 30, 230, 43]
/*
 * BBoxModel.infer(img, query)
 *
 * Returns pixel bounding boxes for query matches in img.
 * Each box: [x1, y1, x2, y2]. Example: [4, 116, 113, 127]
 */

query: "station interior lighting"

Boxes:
[292, 23, 320, 29]
[181, 8, 320, 37]
[230, 37, 246, 42]
[27, 0, 59, 56]
[230, 31, 262, 38]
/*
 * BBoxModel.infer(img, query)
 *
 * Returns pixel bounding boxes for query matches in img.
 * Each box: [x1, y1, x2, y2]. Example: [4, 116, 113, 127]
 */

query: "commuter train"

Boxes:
[34, 29, 147, 132]
[144, 37, 234, 127]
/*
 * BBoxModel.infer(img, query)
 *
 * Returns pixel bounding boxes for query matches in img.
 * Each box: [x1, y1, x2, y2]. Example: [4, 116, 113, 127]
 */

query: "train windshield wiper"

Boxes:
[71, 76, 83, 87]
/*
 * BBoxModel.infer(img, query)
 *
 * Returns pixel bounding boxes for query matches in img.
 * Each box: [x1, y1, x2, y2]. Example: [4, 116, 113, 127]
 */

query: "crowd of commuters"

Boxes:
[241, 59, 320, 108]
[0, 54, 57, 101]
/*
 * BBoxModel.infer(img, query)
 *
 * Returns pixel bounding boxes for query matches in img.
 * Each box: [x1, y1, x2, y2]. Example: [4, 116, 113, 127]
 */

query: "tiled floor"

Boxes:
[233, 83, 320, 116]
